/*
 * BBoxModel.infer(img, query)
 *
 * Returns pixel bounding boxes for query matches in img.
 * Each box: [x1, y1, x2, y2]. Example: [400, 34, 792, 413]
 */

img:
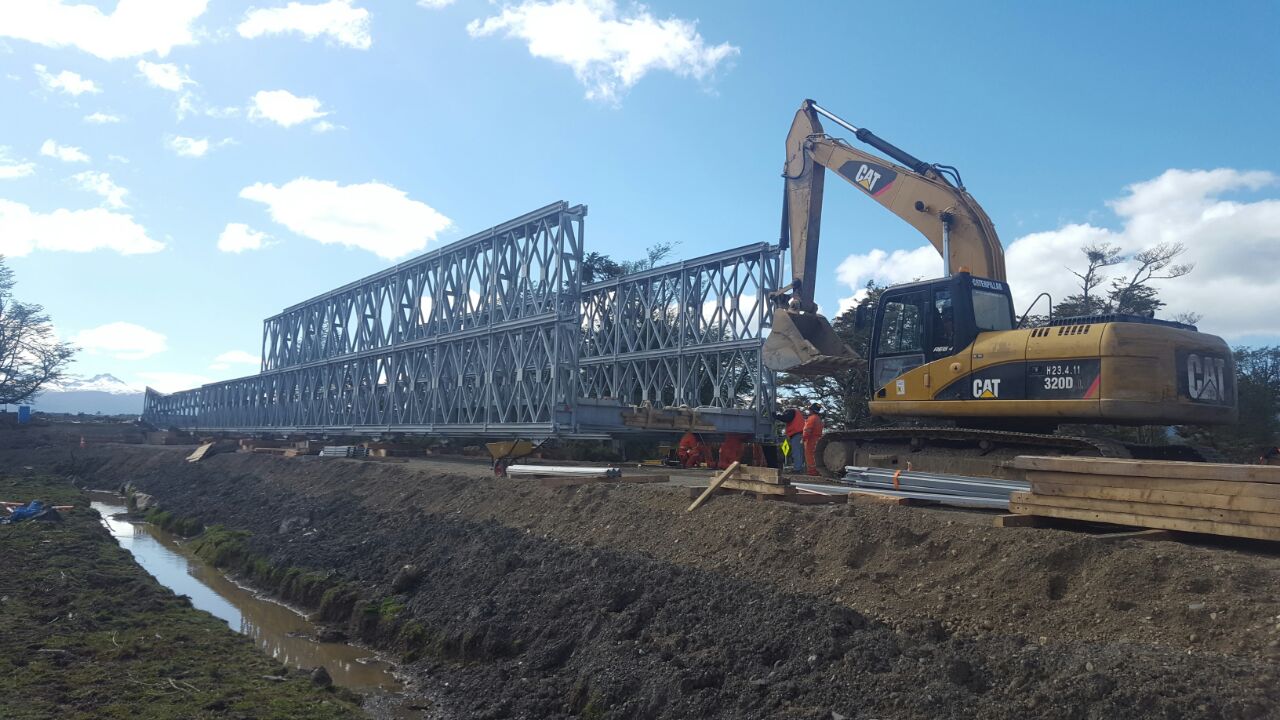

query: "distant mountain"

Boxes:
[30, 374, 145, 415]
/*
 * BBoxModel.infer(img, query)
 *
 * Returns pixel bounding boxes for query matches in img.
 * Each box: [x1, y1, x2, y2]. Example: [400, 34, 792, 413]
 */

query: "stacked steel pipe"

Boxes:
[841, 466, 1029, 509]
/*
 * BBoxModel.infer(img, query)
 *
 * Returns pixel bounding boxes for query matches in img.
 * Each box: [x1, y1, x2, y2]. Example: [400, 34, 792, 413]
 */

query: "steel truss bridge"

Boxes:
[142, 201, 780, 439]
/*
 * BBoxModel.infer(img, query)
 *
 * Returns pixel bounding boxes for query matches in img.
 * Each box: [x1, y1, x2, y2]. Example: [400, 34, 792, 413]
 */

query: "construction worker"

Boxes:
[803, 403, 824, 477]
[772, 404, 806, 473]
[717, 433, 747, 469]
[677, 432, 708, 468]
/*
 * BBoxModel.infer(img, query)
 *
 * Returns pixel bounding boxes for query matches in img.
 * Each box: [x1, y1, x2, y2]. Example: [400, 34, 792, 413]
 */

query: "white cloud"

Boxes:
[312, 120, 337, 133]
[0, 200, 163, 256]
[84, 111, 122, 123]
[136, 59, 194, 91]
[136, 371, 212, 393]
[248, 89, 328, 128]
[71, 170, 129, 208]
[240, 177, 452, 259]
[217, 222, 271, 253]
[166, 135, 232, 158]
[0, 0, 208, 60]
[467, 0, 739, 103]
[0, 147, 36, 180]
[835, 246, 940, 313]
[834, 168, 1280, 340]
[418, 0, 456, 7]
[214, 350, 260, 365]
[40, 139, 90, 163]
[209, 349, 260, 371]
[72, 322, 167, 360]
[167, 136, 208, 157]
[33, 63, 99, 95]
[237, 0, 371, 50]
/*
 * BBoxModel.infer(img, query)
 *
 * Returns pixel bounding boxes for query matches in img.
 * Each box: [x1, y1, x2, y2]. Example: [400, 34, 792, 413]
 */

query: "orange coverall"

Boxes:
[678, 432, 708, 468]
[716, 433, 747, 470]
[802, 413, 824, 476]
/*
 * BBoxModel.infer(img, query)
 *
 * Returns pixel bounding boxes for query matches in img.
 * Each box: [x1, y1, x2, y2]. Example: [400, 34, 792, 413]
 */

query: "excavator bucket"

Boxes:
[763, 308, 862, 376]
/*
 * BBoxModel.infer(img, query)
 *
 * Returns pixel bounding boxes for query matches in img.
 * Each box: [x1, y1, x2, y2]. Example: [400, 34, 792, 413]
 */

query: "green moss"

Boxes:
[379, 597, 405, 620]
[188, 525, 251, 568]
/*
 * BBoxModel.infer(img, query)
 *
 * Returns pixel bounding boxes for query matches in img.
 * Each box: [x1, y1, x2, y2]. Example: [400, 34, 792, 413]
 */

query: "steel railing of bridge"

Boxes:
[142, 201, 779, 438]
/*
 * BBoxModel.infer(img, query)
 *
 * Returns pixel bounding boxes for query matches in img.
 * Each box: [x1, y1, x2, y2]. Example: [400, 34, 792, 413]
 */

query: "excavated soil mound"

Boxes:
[39, 446, 1280, 718]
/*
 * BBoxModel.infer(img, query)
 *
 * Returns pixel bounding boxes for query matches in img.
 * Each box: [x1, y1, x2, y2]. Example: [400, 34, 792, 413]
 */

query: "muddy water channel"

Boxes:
[88, 492, 402, 694]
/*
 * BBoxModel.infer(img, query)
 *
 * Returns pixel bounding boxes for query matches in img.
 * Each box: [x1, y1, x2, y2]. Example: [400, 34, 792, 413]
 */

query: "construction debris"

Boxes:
[1010, 455, 1280, 541]
[186, 442, 215, 463]
[843, 466, 1028, 509]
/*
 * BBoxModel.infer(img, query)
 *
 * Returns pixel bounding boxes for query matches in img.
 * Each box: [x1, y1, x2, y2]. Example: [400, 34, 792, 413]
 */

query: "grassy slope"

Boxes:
[0, 475, 363, 720]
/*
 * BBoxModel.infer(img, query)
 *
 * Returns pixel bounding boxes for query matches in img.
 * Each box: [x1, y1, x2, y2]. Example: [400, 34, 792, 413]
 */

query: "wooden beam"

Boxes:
[738, 466, 783, 484]
[992, 513, 1044, 528]
[687, 461, 739, 512]
[1024, 470, 1280, 499]
[1009, 498, 1280, 542]
[1014, 456, 1280, 484]
[1029, 480, 1280, 513]
[720, 478, 790, 495]
[1011, 491, 1280, 528]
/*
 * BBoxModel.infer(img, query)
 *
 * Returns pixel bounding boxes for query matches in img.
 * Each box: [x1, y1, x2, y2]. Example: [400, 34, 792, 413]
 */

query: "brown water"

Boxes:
[89, 492, 402, 693]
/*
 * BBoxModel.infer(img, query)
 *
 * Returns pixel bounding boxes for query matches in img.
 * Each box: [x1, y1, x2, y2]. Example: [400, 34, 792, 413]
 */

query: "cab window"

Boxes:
[931, 289, 954, 355]
[877, 293, 925, 354]
[973, 289, 1013, 331]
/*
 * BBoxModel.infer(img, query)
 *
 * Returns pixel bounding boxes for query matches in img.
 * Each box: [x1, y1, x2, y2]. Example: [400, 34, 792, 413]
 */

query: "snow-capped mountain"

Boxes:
[31, 374, 145, 415]
[45, 374, 143, 395]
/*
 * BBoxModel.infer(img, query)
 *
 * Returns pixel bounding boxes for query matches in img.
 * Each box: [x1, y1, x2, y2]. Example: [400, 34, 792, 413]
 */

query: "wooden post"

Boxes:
[687, 462, 740, 513]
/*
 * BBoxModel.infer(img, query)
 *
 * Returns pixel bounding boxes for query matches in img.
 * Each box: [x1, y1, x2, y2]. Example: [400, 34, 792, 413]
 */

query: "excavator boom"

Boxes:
[766, 99, 1005, 375]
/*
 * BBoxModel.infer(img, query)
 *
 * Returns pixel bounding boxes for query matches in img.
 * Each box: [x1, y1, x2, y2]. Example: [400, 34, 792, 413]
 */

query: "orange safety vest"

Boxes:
[803, 413, 824, 441]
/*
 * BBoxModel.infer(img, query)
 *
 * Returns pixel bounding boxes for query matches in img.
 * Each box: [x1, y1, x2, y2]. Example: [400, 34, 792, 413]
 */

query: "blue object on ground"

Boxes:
[17, 405, 30, 424]
[3, 500, 45, 524]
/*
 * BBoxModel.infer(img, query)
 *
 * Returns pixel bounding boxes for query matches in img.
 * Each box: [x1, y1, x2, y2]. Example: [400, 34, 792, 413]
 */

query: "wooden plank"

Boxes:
[738, 466, 783, 484]
[186, 442, 215, 463]
[1030, 480, 1280, 513]
[1024, 470, 1280, 500]
[1014, 455, 1280, 484]
[992, 513, 1044, 528]
[848, 490, 916, 506]
[687, 462, 739, 512]
[720, 478, 790, 495]
[1010, 498, 1280, 542]
[1012, 491, 1280, 529]
[779, 492, 844, 505]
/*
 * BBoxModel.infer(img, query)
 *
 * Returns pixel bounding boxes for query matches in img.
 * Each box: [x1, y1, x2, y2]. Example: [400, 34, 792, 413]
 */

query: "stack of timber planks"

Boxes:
[1011, 456, 1280, 541]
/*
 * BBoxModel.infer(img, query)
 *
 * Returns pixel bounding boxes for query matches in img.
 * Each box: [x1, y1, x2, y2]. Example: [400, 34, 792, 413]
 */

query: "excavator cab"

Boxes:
[866, 272, 1013, 391]
[764, 307, 861, 376]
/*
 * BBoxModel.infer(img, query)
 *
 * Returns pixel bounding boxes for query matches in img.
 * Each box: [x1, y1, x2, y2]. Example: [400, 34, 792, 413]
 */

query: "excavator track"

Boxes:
[814, 427, 1133, 481]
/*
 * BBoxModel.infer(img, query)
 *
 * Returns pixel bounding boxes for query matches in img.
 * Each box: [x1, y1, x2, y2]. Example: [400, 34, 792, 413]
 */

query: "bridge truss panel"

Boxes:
[143, 207, 781, 439]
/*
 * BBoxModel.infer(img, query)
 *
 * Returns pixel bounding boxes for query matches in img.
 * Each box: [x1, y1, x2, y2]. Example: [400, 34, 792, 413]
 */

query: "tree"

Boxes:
[582, 241, 680, 284]
[0, 257, 75, 405]
[1054, 241, 1193, 320]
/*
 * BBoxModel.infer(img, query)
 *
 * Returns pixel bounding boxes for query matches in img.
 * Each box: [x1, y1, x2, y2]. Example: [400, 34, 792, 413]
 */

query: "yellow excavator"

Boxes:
[764, 99, 1237, 477]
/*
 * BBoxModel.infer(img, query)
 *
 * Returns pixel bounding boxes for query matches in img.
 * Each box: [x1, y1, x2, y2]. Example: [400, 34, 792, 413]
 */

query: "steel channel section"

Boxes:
[143, 204, 780, 439]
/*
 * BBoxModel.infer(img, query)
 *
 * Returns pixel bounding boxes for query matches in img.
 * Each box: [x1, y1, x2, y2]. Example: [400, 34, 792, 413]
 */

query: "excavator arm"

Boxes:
[765, 99, 1006, 375]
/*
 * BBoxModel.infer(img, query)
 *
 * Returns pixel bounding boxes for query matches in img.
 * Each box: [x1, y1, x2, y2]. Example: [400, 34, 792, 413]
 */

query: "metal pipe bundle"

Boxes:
[842, 466, 1029, 508]
[507, 464, 621, 479]
[320, 445, 368, 458]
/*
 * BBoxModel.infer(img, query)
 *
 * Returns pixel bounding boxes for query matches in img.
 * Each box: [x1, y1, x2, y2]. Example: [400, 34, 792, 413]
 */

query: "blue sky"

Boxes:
[2, 0, 1278, 392]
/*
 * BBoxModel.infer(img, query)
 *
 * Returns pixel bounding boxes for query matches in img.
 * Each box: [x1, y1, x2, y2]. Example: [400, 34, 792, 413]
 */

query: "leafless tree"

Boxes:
[0, 257, 76, 405]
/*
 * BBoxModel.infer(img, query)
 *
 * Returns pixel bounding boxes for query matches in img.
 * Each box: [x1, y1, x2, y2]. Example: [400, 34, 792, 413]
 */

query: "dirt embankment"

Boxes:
[43, 446, 1280, 718]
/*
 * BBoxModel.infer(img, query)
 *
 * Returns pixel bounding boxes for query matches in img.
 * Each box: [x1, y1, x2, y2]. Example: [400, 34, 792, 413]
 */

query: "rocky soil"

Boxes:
[24, 442, 1280, 719]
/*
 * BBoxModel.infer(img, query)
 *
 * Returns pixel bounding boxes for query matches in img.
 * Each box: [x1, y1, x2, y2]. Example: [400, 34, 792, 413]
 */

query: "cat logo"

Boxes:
[838, 161, 898, 197]
[854, 164, 882, 193]
[1187, 353, 1227, 402]
[972, 378, 1002, 399]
